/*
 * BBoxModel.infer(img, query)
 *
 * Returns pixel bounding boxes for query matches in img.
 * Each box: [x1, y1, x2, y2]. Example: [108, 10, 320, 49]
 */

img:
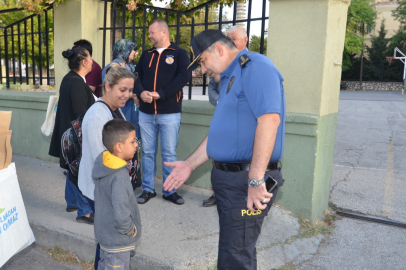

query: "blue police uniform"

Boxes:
[207, 50, 286, 270]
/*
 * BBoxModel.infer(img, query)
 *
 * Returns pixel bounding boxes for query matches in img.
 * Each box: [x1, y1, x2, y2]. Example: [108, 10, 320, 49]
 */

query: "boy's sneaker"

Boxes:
[163, 192, 185, 205]
[76, 213, 94, 225]
[137, 190, 156, 204]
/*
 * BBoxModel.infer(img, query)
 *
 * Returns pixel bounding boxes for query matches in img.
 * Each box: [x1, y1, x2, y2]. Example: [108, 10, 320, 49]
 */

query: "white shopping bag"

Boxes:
[41, 95, 58, 137]
[0, 163, 35, 267]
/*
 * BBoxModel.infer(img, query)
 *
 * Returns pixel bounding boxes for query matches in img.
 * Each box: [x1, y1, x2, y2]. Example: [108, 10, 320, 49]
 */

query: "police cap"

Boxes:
[187, 29, 225, 71]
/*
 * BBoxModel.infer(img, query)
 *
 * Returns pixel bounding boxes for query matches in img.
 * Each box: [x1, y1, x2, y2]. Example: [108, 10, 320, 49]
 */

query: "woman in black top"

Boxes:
[49, 45, 95, 224]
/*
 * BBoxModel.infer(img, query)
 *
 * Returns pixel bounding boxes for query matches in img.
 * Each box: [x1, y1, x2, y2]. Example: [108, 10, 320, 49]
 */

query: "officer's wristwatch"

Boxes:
[248, 177, 265, 188]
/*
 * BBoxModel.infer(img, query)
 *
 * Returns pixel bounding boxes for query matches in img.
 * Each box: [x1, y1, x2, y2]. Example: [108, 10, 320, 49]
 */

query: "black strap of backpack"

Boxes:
[97, 100, 124, 120]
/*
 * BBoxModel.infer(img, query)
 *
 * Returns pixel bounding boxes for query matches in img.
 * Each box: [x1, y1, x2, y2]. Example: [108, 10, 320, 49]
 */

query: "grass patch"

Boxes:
[296, 209, 336, 239]
[40, 246, 94, 270]
[259, 208, 337, 252]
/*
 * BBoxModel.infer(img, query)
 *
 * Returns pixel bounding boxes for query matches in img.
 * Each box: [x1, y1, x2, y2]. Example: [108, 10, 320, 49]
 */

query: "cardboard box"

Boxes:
[0, 111, 12, 170]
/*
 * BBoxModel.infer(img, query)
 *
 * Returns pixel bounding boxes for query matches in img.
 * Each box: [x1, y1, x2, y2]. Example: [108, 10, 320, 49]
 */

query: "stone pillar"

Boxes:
[268, 0, 350, 220]
[53, 0, 111, 93]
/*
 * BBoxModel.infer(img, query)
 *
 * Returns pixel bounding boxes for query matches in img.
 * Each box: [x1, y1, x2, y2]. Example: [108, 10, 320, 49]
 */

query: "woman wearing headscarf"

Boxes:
[102, 39, 140, 138]
[49, 46, 95, 224]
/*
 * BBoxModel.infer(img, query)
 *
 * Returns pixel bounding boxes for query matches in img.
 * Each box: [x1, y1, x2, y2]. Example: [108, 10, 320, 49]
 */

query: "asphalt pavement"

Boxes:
[300, 90, 406, 269]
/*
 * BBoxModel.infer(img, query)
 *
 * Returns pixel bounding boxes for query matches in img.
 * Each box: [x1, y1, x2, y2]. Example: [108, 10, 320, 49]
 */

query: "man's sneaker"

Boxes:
[76, 213, 94, 225]
[66, 207, 78, 212]
[163, 192, 185, 205]
[137, 190, 156, 204]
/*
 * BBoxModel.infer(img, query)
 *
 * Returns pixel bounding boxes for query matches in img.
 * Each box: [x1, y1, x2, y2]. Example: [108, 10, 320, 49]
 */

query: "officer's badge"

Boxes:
[165, 55, 175, 65]
[227, 76, 235, 94]
[239, 54, 251, 68]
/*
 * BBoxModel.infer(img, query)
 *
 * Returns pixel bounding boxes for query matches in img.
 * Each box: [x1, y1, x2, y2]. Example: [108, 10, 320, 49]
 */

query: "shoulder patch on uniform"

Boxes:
[239, 54, 251, 68]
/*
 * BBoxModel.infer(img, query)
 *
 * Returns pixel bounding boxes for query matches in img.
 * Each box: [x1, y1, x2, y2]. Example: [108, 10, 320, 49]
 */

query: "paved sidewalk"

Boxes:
[12, 154, 324, 270]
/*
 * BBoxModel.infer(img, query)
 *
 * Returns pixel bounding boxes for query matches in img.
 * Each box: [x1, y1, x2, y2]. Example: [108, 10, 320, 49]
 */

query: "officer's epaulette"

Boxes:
[239, 54, 251, 68]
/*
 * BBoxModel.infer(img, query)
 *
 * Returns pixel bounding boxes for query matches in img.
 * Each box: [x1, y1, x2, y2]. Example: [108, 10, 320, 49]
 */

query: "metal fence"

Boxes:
[0, 5, 54, 89]
[99, 0, 269, 99]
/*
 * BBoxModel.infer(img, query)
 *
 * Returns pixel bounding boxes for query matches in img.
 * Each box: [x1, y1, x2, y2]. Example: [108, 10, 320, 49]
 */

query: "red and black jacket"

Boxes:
[134, 43, 190, 114]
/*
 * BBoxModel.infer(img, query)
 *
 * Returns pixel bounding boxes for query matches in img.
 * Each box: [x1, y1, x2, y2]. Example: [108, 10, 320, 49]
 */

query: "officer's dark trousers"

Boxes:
[211, 166, 283, 270]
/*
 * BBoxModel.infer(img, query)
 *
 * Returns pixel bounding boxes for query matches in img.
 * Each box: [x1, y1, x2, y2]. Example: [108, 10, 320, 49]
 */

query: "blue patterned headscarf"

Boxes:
[112, 39, 137, 72]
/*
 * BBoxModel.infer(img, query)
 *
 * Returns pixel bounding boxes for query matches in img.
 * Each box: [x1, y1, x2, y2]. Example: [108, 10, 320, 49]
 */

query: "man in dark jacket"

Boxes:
[134, 19, 190, 205]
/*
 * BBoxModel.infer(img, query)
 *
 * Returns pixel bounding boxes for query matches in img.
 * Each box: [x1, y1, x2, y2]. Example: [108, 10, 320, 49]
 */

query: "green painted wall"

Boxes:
[0, 91, 58, 162]
[312, 112, 338, 219]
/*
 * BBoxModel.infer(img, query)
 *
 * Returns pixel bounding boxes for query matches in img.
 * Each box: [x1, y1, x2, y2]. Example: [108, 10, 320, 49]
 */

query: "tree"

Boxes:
[364, 19, 389, 81]
[248, 35, 267, 55]
[342, 0, 376, 71]
[392, 0, 406, 26]
[18, 0, 242, 15]
[0, 0, 54, 68]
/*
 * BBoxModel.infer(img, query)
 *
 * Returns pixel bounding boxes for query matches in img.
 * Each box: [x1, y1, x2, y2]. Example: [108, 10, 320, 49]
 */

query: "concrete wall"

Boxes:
[54, 0, 110, 93]
[0, 91, 57, 162]
[345, 81, 404, 91]
[267, 0, 350, 220]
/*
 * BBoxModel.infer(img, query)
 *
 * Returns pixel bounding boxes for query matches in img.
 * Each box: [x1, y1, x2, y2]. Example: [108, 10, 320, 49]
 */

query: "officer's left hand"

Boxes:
[247, 183, 273, 211]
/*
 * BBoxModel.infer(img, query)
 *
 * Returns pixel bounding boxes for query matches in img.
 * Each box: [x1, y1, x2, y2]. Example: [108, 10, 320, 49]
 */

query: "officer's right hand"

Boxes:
[140, 91, 153, 103]
[163, 161, 193, 191]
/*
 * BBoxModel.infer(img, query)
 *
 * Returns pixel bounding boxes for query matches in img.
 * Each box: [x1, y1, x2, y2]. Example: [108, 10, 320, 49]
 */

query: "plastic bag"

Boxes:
[41, 95, 59, 137]
[0, 163, 36, 267]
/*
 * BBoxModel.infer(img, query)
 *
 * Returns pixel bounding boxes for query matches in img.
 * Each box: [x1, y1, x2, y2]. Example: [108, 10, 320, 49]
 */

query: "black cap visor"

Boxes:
[187, 53, 201, 71]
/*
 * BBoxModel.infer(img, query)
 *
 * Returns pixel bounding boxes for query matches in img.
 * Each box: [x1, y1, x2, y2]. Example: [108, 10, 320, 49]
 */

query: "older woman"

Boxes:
[49, 46, 95, 224]
[78, 66, 137, 270]
[102, 39, 140, 138]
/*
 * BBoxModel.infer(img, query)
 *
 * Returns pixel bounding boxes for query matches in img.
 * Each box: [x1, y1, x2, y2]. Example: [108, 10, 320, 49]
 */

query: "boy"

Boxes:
[93, 119, 142, 270]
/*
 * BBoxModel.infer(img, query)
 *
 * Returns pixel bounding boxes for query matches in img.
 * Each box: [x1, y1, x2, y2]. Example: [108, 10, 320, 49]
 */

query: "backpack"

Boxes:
[61, 114, 85, 185]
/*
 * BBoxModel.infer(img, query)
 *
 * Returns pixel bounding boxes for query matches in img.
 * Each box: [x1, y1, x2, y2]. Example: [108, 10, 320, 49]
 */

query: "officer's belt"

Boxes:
[213, 160, 279, 172]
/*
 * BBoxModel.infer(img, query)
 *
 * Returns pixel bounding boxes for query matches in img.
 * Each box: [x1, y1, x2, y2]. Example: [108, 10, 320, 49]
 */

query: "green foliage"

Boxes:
[18, 0, 244, 14]
[248, 35, 267, 55]
[392, 0, 406, 26]
[364, 19, 389, 81]
[342, 20, 404, 82]
[0, 1, 54, 68]
[0, 0, 26, 26]
[342, 0, 376, 71]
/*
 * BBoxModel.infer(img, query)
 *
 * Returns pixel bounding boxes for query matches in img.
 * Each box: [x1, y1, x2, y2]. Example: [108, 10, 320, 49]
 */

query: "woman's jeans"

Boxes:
[65, 171, 93, 217]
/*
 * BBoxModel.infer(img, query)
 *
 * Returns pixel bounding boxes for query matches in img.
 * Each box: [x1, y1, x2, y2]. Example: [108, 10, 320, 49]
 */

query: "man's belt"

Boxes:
[213, 160, 279, 172]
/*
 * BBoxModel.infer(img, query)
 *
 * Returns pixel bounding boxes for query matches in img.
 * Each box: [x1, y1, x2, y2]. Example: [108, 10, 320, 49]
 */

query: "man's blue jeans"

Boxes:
[139, 111, 181, 196]
[65, 171, 93, 217]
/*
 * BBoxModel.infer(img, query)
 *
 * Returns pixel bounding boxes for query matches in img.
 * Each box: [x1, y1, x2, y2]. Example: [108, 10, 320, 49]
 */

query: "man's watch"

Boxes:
[248, 177, 265, 188]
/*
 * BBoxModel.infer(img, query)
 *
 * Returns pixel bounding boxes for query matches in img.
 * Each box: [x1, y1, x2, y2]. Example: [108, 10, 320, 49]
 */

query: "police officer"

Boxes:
[164, 29, 286, 270]
[204, 25, 250, 207]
